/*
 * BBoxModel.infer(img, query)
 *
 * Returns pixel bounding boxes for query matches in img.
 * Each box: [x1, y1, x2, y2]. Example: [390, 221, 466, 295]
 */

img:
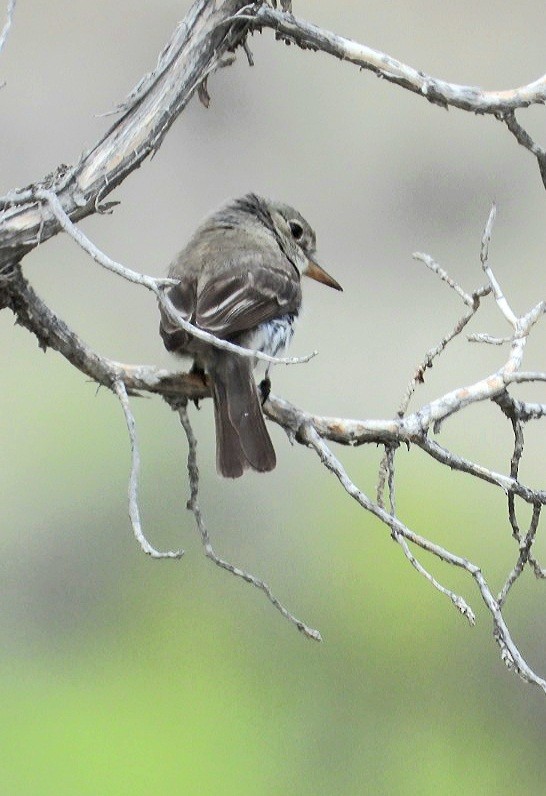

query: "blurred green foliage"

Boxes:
[1, 432, 546, 794]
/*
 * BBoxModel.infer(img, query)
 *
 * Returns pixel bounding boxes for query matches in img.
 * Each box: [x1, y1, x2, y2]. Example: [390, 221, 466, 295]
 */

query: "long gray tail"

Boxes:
[209, 351, 276, 478]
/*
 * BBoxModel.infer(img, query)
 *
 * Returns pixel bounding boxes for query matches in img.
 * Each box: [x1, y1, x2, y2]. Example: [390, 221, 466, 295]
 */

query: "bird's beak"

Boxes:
[304, 258, 343, 291]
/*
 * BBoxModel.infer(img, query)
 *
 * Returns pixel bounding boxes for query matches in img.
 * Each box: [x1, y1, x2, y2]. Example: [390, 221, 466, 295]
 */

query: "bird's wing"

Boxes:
[158, 275, 196, 352]
[195, 263, 301, 338]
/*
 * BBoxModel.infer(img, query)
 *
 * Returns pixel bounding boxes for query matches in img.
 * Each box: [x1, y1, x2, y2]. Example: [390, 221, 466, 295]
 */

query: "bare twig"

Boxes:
[36, 189, 175, 290]
[0, 0, 255, 267]
[252, 7, 546, 186]
[253, 6, 546, 114]
[113, 380, 184, 559]
[176, 402, 322, 641]
[0, 0, 15, 56]
[468, 333, 511, 345]
[480, 204, 518, 327]
[379, 445, 475, 624]
[397, 245, 492, 416]
[376, 446, 391, 508]
[398, 301, 483, 417]
[301, 423, 544, 691]
[472, 567, 546, 692]
[415, 436, 542, 502]
[160, 291, 318, 367]
[498, 504, 542, 607]
[505, 371, 546, 387]
[508, 412, 526, 540]
[495, 392, 546, 424]
[503, 111, 545, 159]
[395, 532, 476, 626]
[493, 392, 546, 581]
[413, 252, 477, 308]
[502, 111, 546, 189]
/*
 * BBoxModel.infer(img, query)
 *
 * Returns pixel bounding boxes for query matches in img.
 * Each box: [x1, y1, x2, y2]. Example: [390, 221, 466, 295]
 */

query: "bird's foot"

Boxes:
[259, 376, 271, 405]
[190, 363, 207, 410]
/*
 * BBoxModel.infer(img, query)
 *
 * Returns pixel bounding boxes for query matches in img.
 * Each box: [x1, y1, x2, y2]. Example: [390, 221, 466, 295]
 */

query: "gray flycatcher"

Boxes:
[159, 193, 342, 478]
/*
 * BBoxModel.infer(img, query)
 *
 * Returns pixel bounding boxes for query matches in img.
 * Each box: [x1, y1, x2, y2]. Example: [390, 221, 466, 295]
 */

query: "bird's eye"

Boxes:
[289, 220, 304, 240]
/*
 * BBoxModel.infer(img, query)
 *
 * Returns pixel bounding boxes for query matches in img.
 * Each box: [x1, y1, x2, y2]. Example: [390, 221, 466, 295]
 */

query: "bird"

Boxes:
[159, 193, 342, 478]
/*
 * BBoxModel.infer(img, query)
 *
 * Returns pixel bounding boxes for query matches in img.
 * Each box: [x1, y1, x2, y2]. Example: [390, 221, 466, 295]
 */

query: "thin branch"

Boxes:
[472, 568, 546, 692]
[508, 415, 525, 542]
[0, 0, 15, 57]
[176, 402, 321, 641]
[252, 7, 546, 186]
[505, 371, 546, 387]
[271, 391, 546, 509]
[480, 204, 517, 327]
[413, 252, 478, 308]
[416, 436, 544, 503]
[493, 392, 546, 580]
[113, 380, 184, 559]
[0, 0, 255, 266]
[396, 532, 476, 625]
[35, 189, 175, 290]
[301, 423, 545, 691]
[301, 425, 473, 575]
[160, 290, 318, 367]
[376, 446, 391, 507]
[498, 504, 542, 607]
[502, 111, 546, 189]
[480, 205, 517, 329]
[397, 251, 491, 416]
[253, 6, 546, 114]
[503, 111, 545, 158]
[379, 445, 476, 624]
[496, 392, 546, 424]
[468, 333, 511, 345]
[398, 300, 484, 417]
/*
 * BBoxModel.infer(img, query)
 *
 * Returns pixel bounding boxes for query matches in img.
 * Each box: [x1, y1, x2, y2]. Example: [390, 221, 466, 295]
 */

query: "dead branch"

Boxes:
[0, 0, 15, 58]
[0, 0, 254, 266]
[249, 6, 546, 187]
[252, 6, 546, 114]
[176, 402, 321, 640]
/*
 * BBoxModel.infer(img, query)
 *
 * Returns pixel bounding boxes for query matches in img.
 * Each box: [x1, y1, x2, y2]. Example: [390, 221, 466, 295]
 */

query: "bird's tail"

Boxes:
[209, 351, 276, 478]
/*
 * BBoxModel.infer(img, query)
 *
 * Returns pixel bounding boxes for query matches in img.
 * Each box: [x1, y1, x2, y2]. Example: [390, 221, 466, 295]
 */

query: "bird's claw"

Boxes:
[259, 376, 271, 405]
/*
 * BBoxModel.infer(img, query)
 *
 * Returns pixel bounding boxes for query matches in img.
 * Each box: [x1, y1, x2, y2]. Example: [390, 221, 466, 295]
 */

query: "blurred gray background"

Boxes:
[1, 2, 546, 794]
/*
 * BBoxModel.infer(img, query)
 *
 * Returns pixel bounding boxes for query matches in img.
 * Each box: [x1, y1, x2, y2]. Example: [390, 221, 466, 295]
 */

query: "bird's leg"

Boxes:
[259, 366, 271, 405]
[190, 361, 207, 409]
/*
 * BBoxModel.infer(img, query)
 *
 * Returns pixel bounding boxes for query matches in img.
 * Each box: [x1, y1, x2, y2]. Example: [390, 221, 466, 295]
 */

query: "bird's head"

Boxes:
[268, 199, 343, 292]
